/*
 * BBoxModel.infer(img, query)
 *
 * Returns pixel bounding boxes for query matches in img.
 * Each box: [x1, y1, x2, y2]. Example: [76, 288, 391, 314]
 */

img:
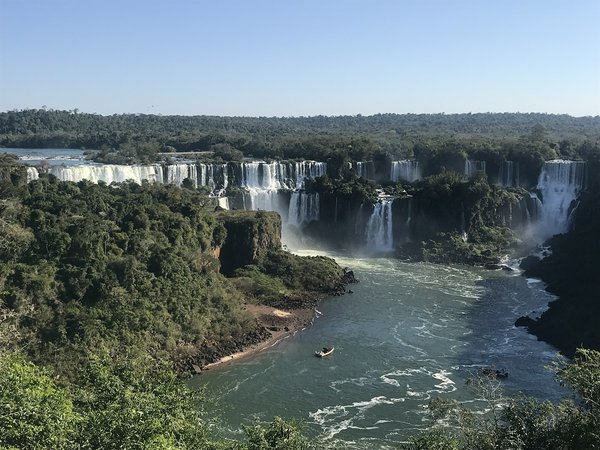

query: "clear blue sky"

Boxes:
[1, 0, 598, 116]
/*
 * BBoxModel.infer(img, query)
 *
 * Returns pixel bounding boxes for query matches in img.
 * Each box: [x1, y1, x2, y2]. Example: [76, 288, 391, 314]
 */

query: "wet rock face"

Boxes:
[517, 188, 600, 356]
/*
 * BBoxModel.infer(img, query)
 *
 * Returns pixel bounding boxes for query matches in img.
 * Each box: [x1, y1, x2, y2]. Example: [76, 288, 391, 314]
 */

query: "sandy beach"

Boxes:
[203, 304, 316, 369]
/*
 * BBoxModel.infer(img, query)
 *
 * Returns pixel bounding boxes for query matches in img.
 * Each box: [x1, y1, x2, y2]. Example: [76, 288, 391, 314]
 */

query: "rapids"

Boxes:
[196, 253, 565, 448]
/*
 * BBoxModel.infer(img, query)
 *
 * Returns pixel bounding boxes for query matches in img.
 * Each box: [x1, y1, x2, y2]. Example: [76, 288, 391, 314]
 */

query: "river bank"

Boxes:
[203, 304, 317, 370]
[196, 255, 565, 447]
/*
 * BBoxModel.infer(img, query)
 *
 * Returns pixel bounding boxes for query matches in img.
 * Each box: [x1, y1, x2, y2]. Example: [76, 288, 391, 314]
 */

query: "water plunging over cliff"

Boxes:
[50, 164, 164, 184]
[288, 192, 320, 226]
[498, 161, 520, 187]
[26, 167, 39, 182]
[239, 161, 325, 223]
[464, 160, 486, 178]
[351, 161, 375, 180]
[47, 161, 325, 225]
[390, 160, 421, 183]
[536, 160, 586, 238]
[366, 198, 394, 252]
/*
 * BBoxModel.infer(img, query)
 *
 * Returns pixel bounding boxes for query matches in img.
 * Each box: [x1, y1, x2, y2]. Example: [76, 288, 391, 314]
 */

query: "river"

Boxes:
[7, 148, 569, 447]
[195, 252, 565, 448]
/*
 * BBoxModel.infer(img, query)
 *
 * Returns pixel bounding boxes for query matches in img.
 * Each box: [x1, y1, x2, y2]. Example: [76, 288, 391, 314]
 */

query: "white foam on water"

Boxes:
[330, 376, 372, 392]
[432, 370, 456, 392]
[310, 396, 406, 440]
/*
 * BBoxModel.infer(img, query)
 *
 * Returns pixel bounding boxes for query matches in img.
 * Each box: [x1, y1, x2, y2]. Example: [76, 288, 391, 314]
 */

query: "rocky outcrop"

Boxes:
[516, 188, 600, 356]
[217, 210, 282, 275]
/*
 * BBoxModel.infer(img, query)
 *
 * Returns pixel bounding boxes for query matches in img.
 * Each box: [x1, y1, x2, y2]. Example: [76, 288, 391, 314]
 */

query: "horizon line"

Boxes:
[1, 108, 599, 119]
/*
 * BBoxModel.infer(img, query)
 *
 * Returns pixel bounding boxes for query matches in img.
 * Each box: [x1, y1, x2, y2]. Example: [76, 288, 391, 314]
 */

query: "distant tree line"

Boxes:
[1, 109, 599, 166]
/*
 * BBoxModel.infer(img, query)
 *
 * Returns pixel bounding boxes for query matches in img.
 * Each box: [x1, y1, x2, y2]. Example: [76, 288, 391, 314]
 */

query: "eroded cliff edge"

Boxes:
[517, 188, 600, 356]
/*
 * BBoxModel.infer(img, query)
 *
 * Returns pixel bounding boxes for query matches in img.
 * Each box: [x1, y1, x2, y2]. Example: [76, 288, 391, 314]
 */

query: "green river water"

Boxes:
[197, 252, 563, 448]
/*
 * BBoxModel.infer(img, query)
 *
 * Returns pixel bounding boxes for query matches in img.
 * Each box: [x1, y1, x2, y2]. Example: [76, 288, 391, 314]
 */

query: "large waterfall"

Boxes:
[239, 161, 325, 224]
[536, 160, 585, 238]
[390, 160, 421, 183]
[288, 192, 320, 226]
[50, 164, 164, 184]
[44, 160, 326, 226]
[366, 198, 394, 252]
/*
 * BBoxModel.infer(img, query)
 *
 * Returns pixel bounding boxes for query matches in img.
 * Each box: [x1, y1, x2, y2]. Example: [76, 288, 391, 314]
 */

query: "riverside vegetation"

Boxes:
[2, 111, 600, 448]
[0, 155, 345, 449]
[2, 158, 600, 449]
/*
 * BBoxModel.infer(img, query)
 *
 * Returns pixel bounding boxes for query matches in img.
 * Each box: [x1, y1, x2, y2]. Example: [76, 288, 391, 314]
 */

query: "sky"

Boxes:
[0, 0, 599, 117]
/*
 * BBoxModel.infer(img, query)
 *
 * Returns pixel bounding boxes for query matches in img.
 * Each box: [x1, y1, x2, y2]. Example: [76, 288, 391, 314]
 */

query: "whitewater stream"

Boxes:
[196, 252, 566, 448]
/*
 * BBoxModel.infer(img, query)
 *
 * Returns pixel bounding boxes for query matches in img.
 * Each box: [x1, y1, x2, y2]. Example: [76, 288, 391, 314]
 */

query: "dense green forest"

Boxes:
[0, 154, 349, 447]
[2, 111, 600, 448]
[1, 159, 600, 449]
[1, 110, 600, 166]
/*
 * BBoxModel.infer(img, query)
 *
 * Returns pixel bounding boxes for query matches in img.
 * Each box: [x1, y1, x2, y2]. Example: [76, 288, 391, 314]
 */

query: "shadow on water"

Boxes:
[456, 269, 567, 403]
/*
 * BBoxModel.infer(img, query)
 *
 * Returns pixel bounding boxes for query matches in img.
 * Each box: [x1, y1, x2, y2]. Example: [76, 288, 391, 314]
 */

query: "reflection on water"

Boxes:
[196, 252, 565, 448]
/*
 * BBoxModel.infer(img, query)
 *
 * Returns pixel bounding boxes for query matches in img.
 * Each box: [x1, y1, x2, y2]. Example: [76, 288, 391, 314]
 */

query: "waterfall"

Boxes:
[295, 161, 326, 188]
[390, 160, 421, 183]
[536, 160, 585, 238]
[238, 161, 326, 225]
[50, 164, 164, 184]
[366, 199, 393, 252]
[288, 192, 319, 226]
[498, 161, 519, 187]
[164, 164, 198, 187]
[44, 160, 327, 234]
[217, 197, 230, 210]
[353, 161, 374, 179]
[465, 160, 486, 178]
[26, 166, 39, 182]
[246, 190, 288, 218]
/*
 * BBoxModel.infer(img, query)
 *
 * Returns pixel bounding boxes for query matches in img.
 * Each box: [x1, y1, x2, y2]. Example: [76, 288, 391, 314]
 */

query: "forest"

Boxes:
[0, 155, 349, 448]
[1, 110, 599, 167]
[2, 111, 600, 448]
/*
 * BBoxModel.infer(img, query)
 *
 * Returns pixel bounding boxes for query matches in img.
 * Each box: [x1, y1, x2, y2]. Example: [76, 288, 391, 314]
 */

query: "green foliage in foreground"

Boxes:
[2, 348, 599, 449]
[0, 349, 313, 450]
[403, 349, 600, 450]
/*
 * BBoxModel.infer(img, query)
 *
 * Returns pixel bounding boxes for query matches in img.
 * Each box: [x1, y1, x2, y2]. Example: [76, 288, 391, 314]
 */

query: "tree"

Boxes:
[0, 353, 77, 450]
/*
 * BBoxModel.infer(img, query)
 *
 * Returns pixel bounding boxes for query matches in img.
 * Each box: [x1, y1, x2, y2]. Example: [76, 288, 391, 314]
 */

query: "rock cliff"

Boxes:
[217, 210, 282, 275]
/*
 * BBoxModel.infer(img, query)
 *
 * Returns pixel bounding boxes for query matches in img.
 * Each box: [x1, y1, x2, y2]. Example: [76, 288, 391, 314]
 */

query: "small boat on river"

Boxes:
[315, 347, 335, 357]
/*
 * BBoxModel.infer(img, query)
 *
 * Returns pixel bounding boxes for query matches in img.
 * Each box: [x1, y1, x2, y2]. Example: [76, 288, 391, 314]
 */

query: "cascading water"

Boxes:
[536, 160, 585, 238]
[38, 159, 327, 240]
[26, 166, 39, 182]
[366, 198, 394, 252]
[238, 161, 326, 222]
[464, 160, 486, 178]
[164, 164, 198, 187]
[353, 161, 375, 179]
[50, 164, 164, 184]
[390, 160, 421, 183]
[288, 192, 320, 226]
[498, 161, 519, 187]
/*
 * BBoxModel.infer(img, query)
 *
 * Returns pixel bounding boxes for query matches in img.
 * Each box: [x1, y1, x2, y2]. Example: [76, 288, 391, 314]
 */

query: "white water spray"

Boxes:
[536, 160, 585, 239]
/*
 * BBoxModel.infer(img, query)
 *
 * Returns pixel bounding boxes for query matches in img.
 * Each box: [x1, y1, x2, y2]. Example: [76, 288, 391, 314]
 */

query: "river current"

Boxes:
[6, 149, 569, 447]
[196, 252, 565, 448]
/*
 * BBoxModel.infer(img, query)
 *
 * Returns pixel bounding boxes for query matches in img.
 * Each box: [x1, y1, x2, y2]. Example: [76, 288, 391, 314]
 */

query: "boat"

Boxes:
[315, 347, 334, 357]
